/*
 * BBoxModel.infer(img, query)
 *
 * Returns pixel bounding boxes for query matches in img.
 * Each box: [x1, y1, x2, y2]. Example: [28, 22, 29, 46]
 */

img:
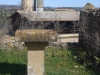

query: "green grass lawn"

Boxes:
[0, 49, 27, 75]
[0, 47, 93, 75]
[45, 46, 93, 75]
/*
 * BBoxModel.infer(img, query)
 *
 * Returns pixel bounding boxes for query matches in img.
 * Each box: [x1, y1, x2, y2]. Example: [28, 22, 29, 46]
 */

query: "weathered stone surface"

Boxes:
[15, 29, 58, 75]
[79, 3, 100, 56]
[17, 10, 80, 21]
[21, 0, 33, 11]
[49, 42, 68, 49]
[15, 29, 58, 42]
[27, 42, 47, 75]
[81, 3, 95, 12]
[0, 35, 25, 50]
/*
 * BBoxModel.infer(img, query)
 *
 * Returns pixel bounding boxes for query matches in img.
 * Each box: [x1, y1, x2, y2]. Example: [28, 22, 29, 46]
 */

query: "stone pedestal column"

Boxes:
[37, 0, 43, 11]
[15, 30, 57, 75]
[21, 0, 33, 11]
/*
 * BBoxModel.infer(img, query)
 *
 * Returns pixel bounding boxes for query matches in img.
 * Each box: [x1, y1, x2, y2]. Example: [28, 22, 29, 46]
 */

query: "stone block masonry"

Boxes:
[79, 3, 100, 57]
[15, 29, 57, 75]
[21, 0, 33, 11]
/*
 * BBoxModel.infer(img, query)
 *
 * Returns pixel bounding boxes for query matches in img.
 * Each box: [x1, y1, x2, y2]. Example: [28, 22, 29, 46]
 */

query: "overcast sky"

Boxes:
[0, 0, 99, 7]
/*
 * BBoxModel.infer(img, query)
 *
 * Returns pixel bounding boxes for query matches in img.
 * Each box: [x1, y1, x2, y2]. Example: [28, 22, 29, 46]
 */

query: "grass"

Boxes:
[0, 49, 27, 64]
[0, 49, 27, 75]
[0, 47, 93, 75]
[45, 46, 93, 75]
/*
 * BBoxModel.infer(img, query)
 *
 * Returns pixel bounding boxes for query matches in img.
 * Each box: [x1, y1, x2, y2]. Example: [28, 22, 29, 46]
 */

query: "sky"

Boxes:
[0, 0, 99, 7]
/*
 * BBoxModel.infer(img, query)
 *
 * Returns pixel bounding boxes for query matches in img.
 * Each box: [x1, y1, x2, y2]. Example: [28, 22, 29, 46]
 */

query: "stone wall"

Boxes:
[79, 7, 100, 57]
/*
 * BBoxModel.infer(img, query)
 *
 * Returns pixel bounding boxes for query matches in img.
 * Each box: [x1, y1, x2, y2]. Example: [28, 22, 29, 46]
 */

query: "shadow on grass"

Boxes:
[0, 63, 27, 75]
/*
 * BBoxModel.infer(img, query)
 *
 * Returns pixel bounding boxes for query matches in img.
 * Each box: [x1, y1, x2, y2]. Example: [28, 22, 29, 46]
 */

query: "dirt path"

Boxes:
[58, 38, 78, 43]
[58, 34, 79, 43]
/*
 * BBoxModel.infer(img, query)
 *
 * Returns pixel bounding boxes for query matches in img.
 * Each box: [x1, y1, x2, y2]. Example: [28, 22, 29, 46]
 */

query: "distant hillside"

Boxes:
[0, 5, 82, 11]
[0, 5, 21, 9]
[44, 7, 83, 11]
[67, 7, 83, 11]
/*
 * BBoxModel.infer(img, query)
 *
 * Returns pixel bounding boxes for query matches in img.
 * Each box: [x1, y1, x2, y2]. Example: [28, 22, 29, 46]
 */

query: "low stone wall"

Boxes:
[79, 8, 100, 56]
[0, 35, 69, 50]
[0, 35, 25, 50]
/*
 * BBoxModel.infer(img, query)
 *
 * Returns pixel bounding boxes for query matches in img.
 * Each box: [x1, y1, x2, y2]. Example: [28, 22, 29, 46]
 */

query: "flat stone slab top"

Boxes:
[15, 29, 58, 42]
